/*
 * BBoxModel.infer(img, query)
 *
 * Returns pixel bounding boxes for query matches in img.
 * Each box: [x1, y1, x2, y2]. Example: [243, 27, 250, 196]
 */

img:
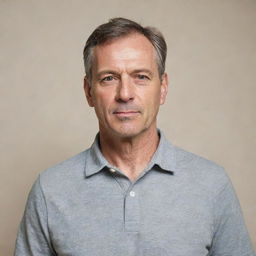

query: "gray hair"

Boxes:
[83, 17, 167, 83]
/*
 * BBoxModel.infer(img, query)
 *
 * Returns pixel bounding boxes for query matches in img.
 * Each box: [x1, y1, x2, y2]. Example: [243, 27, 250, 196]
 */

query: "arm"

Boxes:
[14, 176, 56, 256]
[209, 177, 255, 256]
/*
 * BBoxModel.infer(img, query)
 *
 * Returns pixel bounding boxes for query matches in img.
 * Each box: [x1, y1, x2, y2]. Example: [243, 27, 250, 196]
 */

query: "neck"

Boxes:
[99, 127, 159, 181]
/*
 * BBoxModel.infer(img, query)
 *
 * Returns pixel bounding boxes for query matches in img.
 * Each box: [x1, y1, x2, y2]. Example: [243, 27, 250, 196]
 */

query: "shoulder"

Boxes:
[38, 149, 89, 192]
[173, 145, 231, 194]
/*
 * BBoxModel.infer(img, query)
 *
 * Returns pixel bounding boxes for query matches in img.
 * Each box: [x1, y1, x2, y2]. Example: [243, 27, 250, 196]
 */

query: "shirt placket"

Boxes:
[108, 167, 141, 233]
[124, 188, 140, 232]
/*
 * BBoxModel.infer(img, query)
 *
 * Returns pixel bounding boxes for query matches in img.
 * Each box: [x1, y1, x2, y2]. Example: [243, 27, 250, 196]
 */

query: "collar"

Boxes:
[84, 130, 177, 178]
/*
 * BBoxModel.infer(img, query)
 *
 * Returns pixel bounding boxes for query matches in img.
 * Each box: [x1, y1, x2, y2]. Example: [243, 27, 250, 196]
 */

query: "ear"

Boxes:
[160, 73, 168, 105]
[84, 76, 94, 107]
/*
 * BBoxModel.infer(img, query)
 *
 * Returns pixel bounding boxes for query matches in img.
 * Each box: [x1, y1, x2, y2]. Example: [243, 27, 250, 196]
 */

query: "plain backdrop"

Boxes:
[0, 0, 255, 254]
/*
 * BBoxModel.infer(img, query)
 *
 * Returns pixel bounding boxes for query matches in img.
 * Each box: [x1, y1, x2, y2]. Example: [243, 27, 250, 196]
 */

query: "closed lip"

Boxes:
[113, 111, 140, 115]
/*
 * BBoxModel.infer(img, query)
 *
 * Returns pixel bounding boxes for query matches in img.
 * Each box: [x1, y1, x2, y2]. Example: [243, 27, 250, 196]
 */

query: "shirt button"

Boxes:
[109, 168, 116, 173]
[129, 191, 136, 197]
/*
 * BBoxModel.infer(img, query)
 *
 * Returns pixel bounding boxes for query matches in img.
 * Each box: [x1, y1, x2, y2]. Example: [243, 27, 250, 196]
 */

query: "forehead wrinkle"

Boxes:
[92, 34, 158, 78]
[96, 51, 156, 75]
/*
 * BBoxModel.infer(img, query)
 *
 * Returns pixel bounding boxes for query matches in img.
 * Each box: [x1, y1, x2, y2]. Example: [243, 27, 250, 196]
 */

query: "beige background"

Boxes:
[1, 0, 255, 254]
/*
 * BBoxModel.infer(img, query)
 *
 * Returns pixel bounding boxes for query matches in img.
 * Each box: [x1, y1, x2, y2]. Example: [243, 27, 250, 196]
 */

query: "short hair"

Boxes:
[83, 17, 167, 82]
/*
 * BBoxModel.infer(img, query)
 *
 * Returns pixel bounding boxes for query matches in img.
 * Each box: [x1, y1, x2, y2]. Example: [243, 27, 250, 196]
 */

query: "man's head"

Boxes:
[83, 17, 167, 83]
[83, 18, 168, 139]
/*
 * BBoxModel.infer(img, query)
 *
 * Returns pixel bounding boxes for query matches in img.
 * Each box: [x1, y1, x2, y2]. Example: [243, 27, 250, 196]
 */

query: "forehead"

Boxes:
[92, 33, 158, 72]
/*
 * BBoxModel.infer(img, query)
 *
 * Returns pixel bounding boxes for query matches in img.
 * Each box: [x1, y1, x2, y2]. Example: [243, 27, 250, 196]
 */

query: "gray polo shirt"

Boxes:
[15, 131, 254, 256]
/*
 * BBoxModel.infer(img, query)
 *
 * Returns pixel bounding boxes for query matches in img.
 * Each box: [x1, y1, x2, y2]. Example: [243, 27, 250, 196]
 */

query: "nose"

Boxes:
[115, 75, 135, 103]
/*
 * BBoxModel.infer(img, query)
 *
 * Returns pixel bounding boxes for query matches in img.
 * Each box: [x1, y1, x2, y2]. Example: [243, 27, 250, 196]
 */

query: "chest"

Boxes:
[47, 175, 214, 256]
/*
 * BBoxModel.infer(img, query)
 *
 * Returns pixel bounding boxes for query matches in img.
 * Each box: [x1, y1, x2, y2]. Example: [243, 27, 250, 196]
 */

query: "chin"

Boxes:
[110, 124, 148, 139]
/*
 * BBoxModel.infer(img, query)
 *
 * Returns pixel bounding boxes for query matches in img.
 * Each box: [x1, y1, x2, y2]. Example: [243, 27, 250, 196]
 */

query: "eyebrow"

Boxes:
[96, 70, 119, 78]
[131, 69, 153, 77]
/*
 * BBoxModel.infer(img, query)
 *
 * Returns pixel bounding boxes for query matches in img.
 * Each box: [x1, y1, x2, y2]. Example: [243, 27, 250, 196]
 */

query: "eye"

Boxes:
[137, 74, 150, 80]
[102, 76, 114, 82]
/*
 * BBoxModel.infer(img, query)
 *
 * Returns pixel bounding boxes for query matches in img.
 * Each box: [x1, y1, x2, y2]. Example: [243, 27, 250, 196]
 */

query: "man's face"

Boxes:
[84, 33, 168, 139]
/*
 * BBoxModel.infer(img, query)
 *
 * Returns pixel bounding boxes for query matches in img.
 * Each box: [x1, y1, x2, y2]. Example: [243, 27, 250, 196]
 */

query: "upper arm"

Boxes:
[14, 176, 56, 256]
[209, 178, 254, 255]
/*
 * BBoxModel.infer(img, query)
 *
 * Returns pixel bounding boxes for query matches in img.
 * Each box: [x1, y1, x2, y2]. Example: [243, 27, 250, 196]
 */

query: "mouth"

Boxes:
[113, 111, 140, 117]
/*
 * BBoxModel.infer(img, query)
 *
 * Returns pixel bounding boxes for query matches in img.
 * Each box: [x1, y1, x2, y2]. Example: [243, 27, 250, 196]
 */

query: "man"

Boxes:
[15, 18, 254, 256]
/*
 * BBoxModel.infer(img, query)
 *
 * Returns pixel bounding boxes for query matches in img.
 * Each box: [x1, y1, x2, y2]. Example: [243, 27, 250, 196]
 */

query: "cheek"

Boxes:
[140, 91, 161, 117]
[92, 92, 113, 115]
[92, 89, 111, 105]
[147, 89, 161, 108]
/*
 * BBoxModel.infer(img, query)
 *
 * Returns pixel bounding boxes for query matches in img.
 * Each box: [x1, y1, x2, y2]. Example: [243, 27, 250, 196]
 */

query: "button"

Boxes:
[129, 191, 136, 197]
[109, 168, 116, 173]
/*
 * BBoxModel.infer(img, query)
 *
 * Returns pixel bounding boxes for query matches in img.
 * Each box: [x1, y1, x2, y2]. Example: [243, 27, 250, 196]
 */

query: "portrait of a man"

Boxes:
[13, 18, 254, 256]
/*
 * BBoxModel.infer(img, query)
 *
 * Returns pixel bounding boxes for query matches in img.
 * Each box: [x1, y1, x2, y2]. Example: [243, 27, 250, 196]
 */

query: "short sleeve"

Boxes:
[14, 175, 56, 256]
[210, 177, 255, 256]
